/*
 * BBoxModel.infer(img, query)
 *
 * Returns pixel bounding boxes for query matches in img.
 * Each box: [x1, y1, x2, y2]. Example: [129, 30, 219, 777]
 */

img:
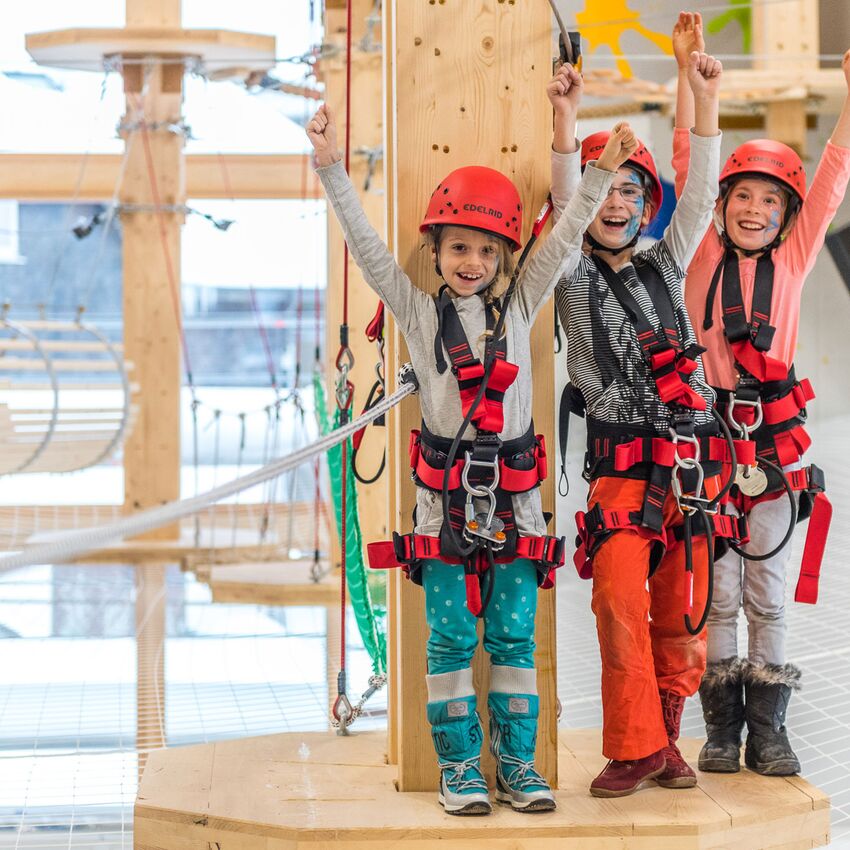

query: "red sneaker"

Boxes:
[589, 750, 666, 798]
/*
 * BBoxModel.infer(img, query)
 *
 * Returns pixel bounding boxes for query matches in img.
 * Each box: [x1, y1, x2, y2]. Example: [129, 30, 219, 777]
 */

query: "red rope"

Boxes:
[338, 0, 355, 684]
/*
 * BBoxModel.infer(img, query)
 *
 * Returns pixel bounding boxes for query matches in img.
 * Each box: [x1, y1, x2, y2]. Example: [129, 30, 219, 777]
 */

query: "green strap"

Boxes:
[314, 374, 387, 676]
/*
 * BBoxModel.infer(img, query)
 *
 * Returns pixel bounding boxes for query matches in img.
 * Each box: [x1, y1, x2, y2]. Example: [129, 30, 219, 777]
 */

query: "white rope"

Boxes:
[0, 381, 415, 573]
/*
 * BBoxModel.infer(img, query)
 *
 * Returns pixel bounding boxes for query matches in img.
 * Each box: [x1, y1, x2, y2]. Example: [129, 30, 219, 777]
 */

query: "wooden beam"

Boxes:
[0, 154, 321, 201]
[120, 62, 183, 536]
[752, 0, 819, 156]
[385, 1, 556, 792]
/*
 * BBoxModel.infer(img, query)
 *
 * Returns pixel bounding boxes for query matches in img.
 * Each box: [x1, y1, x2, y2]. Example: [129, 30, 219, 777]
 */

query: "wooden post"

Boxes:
[752, 0, 819, 155]
[122, 0, 183, 772]
[384, 1, 556, 792]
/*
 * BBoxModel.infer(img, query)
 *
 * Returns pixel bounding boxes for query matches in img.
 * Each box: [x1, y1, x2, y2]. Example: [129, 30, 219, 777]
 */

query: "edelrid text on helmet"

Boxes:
[420, 165, 523, 251]
[720, 139, 806, 204]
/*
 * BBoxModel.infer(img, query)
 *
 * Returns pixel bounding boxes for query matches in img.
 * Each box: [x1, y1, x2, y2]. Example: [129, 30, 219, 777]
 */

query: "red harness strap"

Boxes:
[761, 378, 815, 425]
[573, 505, 665, 580]
[457, 357, 519, 434]
[734, 465, 830, 606]
[649, 347, 708, 411]
[795, 492, 831, 604]
[409, 429, 548, 493]
[573, 503, 749, 581]
[610, 434, 754, 472]
[367, 532, 565, 602]
[729, 339, 788, 384]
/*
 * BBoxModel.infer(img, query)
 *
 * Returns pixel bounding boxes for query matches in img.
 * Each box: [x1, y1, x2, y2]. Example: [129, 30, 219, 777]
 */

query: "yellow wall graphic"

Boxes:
[576, 0, 672, 79]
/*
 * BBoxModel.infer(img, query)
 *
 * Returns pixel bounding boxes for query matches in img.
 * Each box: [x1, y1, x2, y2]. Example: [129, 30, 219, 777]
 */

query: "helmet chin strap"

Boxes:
[584, 229, 640, 256]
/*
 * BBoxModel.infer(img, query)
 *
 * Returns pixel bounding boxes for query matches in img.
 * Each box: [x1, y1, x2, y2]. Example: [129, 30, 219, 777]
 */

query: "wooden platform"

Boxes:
[134, 729, 829, 850]
[198, 559, 338, 606]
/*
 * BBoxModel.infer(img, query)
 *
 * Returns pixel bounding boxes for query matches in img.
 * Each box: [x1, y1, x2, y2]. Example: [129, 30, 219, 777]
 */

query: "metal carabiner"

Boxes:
[671, 455, 705, 514]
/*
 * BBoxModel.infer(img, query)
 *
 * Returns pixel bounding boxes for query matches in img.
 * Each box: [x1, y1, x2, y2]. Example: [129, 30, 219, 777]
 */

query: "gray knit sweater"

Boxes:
[317, 160, 614, 536]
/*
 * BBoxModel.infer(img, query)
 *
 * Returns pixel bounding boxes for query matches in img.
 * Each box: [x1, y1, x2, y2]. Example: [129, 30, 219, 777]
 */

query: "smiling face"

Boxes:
[433, 225, 503, 297]
[585, 166, 652, 251]
[722, 177, 790, 253]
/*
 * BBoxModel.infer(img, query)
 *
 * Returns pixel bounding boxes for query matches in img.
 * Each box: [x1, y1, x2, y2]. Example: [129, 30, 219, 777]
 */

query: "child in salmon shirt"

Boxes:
[672, 11, 850, 778]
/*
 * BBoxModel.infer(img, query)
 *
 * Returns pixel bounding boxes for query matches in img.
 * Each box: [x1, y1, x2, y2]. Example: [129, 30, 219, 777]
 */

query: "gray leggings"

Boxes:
[706, 491, 796, 666]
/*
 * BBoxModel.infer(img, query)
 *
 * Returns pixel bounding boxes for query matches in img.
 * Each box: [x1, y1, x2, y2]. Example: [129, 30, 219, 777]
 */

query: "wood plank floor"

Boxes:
[134, 729, 830, 849]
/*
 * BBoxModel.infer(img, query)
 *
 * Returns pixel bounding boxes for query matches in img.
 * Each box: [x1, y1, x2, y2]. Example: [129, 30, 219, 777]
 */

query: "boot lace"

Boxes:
[660, 692, 685, 742]
[441, 757, 488, 794]
[497, 753, 550, 792]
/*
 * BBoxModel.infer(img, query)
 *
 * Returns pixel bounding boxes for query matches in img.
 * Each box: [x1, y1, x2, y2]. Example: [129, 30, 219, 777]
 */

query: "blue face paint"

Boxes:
[762, 208, 782, 245]
[623, 171, 645, 240]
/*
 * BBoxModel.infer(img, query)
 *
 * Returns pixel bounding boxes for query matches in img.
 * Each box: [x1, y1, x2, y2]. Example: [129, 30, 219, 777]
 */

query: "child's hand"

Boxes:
[672, 12, 704, 71]
[596, 122, 638, 172]
[306, 103, 341, 167]
[547, 63, 583, 117]
[687, 51, 722, 99]
[843, 48, 850, 90]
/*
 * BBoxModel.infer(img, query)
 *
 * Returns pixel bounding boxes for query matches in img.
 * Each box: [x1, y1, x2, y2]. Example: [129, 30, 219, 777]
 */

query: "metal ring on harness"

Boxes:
[727, 396, 763, 438]
[730, 453, 798, 562]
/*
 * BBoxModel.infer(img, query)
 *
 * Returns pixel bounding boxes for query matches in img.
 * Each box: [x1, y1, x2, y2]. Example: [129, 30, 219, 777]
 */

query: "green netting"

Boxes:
[314, 373, 387, 676]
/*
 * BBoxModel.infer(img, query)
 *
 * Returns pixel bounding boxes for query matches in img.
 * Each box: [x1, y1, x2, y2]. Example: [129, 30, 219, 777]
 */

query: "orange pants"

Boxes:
[588, 474, 718, 761]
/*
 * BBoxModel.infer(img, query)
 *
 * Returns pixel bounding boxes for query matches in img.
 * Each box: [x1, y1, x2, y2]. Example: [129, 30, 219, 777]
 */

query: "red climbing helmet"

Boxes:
[719, 139, 806, 204]
[419, 165, 523, 251]
[581, 130, 664, 215]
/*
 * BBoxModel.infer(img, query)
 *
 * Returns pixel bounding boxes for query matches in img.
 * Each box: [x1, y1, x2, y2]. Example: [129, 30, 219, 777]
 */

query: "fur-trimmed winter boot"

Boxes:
[426, 669, 491, 815]
[743, 661, 801, 776]
[698, 657, 745, 773]
[656, 690, 697, 788]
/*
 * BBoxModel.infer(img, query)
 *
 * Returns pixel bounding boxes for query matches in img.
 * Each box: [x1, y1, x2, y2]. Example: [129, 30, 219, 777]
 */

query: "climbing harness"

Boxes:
[368, 197, 566, 617]
[704, 241, 828, 600]
[561, 255, 745, 635]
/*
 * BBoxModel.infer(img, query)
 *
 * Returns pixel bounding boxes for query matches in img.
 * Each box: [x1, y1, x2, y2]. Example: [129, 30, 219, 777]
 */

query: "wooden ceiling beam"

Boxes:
[0, 153, 321, 201]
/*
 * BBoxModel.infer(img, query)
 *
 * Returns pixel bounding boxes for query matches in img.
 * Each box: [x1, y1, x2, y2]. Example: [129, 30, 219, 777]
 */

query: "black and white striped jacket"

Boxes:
[552, 130, 721, 433]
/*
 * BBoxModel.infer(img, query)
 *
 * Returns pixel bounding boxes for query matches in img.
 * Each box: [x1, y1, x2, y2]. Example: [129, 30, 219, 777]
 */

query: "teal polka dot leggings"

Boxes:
[421, 558, 539, 675]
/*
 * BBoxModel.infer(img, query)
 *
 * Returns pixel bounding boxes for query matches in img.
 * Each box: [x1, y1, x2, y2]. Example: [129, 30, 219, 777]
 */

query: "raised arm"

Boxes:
[783, 50, 850, 276]
[548, 63, 583, 222]
[517, 125, 634, 319]
[663, 51, 722, 268]
[307, 103, 425, 335]
[671, 12, 704, 199]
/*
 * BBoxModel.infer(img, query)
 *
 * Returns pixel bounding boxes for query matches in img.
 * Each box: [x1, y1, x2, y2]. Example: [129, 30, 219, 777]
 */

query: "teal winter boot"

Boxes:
[488, 667, 556, 812]
[426, 670, 491, 815]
